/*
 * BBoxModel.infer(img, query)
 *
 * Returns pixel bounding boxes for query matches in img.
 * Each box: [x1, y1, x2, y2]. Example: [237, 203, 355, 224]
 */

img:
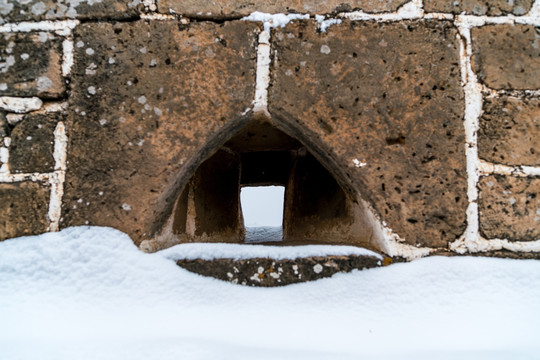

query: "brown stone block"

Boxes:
[479, 175, 540, 241]
[472, 25, 540, 90]
[9, 113, 60, 173]
[424, 0, 533, 15]
[177, 254, 381, 286]
[157, 0, 409, 18]
[0, 181, 50, 241]
[63, 20, 258, 244]
[0, 32, 65, 98]
[479, 96, 540, 166]
[269, 20, 467, 248]
[0, 0, 141, 23]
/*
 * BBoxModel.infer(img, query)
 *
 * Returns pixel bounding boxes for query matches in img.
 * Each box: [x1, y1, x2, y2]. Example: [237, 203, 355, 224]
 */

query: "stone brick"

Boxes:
[472, 25, 540, 90]
[424, 0, 533, 15]
[9, 113, 60, 173]
[479, 175, 540, 241]
[157, 0, 409, 18]
[478, 96, 540, 166]
[177, 254, 382, 286]
[269, 20, 467, 248]
[0, 0, 141, 24]
[0, 32, 65, 98]
[0, 181, 50, 241]
[63, 20, 258, 245]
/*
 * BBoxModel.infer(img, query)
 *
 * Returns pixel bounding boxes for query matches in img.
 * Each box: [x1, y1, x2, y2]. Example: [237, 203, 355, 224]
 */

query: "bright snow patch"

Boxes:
[159, 237, 380, 261]
[1, 226, 540, 360]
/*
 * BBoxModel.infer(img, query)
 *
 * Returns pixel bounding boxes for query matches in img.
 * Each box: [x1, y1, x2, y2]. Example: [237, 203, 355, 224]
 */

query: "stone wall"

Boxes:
[0, 0, 539, 260]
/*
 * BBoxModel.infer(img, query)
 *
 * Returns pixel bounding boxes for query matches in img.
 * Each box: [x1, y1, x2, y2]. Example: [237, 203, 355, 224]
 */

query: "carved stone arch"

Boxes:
[142, 111, 389, 254]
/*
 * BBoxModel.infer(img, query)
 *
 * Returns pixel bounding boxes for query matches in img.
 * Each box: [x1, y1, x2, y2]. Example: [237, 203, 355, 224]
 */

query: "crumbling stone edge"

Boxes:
[0, 0, 539, 260]
[176, 254, 386, 287]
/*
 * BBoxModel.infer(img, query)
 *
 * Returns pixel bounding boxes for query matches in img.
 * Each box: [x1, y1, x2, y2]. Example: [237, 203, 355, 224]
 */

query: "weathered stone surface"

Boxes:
[479, 175, 540, 241]
[0, 181, 50, 241]
[63, 20, 258, 244]
[0, 32, 65, 98]
[177, 254, 382, 286]
[157, 0, 409, 18]
[9, 113, 60, 173]
[0, 0, 141, 24]
[424, 0, 533, 15]
[0, 111, 7, 171]
[479, 96, 540, 166]
[472, 25, 540, 90]
[269, 20, 467, 248]
[0, 111, 7, 137]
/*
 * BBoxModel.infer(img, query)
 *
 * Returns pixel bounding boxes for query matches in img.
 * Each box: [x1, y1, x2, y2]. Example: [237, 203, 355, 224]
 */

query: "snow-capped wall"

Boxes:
[0, 0, 539, 260]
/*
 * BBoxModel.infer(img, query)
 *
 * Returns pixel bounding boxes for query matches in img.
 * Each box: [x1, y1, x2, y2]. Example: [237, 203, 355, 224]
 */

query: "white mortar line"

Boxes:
[142, 0, 157, 12]
[478, 160, 540, 177]
[453, 234, 540, 253]
[42, 102, 69, 114]
[253, 30, 271, 116]
[451, 15, 540, 254]
[483, 88, 540, 98]
[339, 0, 423, 21]
[140, 13, 177, 21]
[0, 20, 78, 33]
[0, 137, 9, 174]
[0, 173, 52, 182]
[48, 121, 68, 231]
[62, 38, 74, 77]
[0, 97, 43, 113]
[450, 19, 483, 254]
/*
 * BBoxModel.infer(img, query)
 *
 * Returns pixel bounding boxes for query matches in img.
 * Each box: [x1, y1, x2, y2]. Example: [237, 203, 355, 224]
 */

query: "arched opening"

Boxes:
[145, 117, 386, 252]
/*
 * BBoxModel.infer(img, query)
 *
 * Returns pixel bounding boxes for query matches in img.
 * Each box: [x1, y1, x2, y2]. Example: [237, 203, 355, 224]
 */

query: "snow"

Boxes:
[160, 234, 380, 260]
[1, 226, 540, 360]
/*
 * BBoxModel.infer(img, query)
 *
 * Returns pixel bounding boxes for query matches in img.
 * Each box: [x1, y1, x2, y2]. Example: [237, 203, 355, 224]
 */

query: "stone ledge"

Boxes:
[177, 254, 384, 286]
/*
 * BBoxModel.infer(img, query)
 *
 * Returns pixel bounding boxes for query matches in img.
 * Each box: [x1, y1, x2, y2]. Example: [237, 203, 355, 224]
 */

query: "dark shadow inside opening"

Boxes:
[170, 120, 360, 245]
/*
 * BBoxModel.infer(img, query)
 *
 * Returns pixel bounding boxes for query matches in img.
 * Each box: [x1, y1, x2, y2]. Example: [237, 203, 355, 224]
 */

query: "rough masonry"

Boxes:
[1, 0, 539, 284]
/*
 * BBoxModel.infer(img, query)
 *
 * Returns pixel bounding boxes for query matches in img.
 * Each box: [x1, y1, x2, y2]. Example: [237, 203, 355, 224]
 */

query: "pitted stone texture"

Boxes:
[479, 176, 540, 241]
[63, 20, 258, 245]
[0, 111, 7, 137]
[157, 0, 409, 18]
[479, 96, 540, 166]
[9, 113, 60, 173]
[0, 181, 50, 241]
[0, 32, 65, 98]
[424, 0, 533, 15]
[472, 25, 540, 90]
[177, 254, 382, 286]
[0, 0, 142, 24]
[269, 20, 467, 248]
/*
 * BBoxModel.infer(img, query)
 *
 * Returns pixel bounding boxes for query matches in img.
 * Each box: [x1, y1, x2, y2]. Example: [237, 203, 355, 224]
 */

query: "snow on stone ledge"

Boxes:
[158, 242, 383, 261]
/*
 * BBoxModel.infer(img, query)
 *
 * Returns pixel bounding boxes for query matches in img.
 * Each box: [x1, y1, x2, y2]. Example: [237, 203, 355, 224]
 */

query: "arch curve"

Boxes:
[142, 111, 389, 254]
